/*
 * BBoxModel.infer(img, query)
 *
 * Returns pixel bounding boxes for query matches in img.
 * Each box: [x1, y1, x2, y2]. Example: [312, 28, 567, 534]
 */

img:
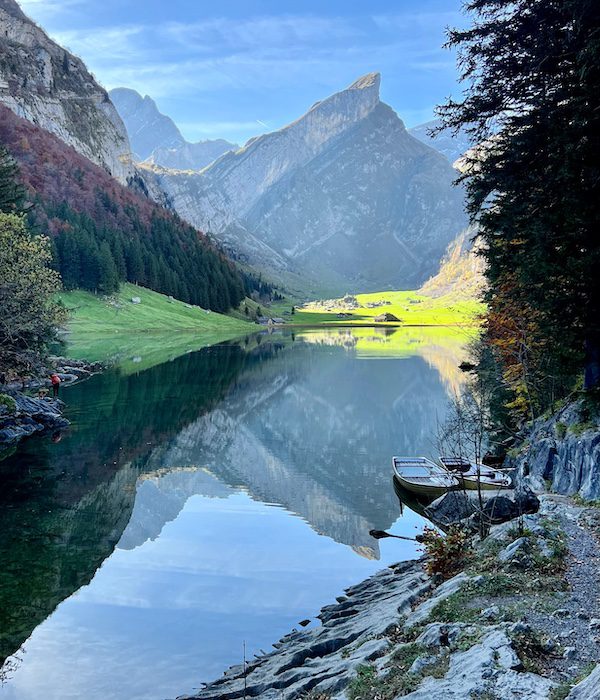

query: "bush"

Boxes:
[555, 422, 567, 439]
[0, 393, 16, 414]
[419, 525, 472, 579]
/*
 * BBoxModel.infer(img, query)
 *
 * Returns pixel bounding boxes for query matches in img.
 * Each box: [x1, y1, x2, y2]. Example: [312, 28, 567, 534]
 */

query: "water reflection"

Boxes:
[0, 328, 467, 699]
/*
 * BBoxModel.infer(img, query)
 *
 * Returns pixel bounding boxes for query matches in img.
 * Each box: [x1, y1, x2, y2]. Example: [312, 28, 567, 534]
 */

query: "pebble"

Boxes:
[480, 606, 500, 621]
[552, 608, 571, 618]
[563, 646, 577, 660]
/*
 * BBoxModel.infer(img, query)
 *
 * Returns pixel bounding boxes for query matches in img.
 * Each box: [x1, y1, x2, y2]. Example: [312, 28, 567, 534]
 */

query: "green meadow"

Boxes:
[57, 283, 251, 369]
[57, 283, 481, 373]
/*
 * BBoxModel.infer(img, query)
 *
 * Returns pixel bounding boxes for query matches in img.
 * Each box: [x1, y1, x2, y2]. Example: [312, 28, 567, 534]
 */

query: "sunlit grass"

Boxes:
[57, 283, 251, 367]
[291, 290, 484, 327]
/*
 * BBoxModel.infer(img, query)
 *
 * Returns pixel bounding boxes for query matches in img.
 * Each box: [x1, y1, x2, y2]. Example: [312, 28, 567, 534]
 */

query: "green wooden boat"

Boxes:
[392, 456, 460, 499]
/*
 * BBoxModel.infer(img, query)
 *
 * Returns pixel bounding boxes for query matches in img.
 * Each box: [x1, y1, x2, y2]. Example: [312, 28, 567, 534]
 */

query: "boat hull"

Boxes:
[393, 474, 455, 499]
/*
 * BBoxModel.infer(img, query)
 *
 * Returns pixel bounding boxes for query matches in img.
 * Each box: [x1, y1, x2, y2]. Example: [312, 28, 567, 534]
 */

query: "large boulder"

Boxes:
[424, 491, 477, 526]
[481, 496, 519, 524]
[513, 487, 540, 515]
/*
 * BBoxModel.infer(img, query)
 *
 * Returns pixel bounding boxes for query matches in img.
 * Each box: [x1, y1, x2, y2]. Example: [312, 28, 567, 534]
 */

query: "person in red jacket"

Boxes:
[50, 373, 61, 398]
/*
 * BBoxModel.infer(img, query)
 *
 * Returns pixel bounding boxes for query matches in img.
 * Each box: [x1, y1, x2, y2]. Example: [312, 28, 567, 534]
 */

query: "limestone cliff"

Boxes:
[420, 227, 486, 300]
[0, 0, 133, 182]
[147, 73, 468, 294]
[511, 399, 600, 500]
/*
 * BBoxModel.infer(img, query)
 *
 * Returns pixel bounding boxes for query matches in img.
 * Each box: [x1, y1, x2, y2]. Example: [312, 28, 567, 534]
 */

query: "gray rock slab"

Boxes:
[403, 629, 555, 699]
[566, 663, 600, 699]
[405, 572, 470, 626]
[177, 560, 430, 700]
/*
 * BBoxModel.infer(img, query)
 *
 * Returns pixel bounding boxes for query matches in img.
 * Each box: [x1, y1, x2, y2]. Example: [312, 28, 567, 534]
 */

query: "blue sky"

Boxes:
[20, 0, 466, 145]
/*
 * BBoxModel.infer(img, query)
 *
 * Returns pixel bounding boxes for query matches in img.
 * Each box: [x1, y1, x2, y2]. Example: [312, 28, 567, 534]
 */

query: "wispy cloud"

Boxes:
[19, 0, 84, 21]
[18, 2, 462, 142]
[164, 15, 363, 53]
[53, 25, 145, 63]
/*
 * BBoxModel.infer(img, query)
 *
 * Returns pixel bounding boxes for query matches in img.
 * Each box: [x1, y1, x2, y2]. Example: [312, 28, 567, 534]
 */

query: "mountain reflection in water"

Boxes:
[0, 328, 469, 700]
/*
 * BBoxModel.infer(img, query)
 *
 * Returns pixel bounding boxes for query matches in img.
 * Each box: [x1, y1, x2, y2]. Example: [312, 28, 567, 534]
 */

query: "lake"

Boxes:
[0, 327, 469, 700]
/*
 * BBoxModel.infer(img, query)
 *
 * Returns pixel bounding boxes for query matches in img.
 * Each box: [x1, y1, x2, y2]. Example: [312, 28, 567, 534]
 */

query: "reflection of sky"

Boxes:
[2, 492, 423, 700]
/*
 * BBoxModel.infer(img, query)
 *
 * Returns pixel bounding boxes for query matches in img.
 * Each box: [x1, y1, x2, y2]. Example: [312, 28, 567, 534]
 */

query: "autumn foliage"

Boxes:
[439, 0, 600, 419]
[0, 104, 247, 312]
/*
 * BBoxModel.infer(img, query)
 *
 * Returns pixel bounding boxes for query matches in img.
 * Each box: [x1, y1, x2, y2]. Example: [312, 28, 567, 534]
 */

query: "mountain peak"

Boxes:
[348, 72, 381, 92]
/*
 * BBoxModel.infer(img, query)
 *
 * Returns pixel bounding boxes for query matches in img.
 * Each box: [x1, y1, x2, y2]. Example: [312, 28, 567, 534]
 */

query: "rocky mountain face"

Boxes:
[145, 73, 468, 294]
[511, 399, 600, 501]
[110, 87, 237, 170]
[409, 119, 473, 165]
[0, 0, 133, 182]
[420, 226, 486, 299]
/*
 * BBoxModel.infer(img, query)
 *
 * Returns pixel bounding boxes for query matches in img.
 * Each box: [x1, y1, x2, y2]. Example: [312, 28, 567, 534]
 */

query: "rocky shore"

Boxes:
[178, 496, 600, 700]
[0, 357, 103, 446]
[0, 392, 69, 445]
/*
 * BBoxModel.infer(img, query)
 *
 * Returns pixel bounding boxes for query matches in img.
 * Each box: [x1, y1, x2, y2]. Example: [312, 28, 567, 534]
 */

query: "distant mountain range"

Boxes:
[109, 87, 237, 170]
[131, 73, 468, 295]
[1, 0, 472, 298]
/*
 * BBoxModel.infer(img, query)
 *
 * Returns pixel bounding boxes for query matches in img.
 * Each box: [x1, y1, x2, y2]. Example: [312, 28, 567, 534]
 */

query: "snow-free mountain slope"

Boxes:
[0, 0, 133, 182]
[110, 87, 237, 170]
[409, 119, 473, 165]
[148, 73, 468, 294]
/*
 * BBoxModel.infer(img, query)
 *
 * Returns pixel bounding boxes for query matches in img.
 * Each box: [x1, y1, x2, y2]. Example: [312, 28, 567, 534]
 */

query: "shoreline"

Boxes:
[178, 496, 600, 700]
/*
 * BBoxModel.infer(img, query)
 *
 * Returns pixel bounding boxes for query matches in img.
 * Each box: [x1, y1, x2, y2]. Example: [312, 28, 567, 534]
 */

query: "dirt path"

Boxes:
[527, 497, 600, 681]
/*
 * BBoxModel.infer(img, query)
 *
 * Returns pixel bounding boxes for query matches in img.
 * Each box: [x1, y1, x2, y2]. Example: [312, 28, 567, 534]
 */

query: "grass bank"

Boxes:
[270, 290, 483, 327]
[58, 283, 251, 369]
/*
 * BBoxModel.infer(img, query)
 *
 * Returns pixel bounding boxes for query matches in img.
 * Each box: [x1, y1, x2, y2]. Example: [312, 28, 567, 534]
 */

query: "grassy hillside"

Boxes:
[58, 283, 250, 369]
[273, 290, 483, 327]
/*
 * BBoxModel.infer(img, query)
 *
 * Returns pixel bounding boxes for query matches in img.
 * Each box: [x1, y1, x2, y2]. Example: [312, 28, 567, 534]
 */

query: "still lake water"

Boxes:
[0, 327, 468, 700]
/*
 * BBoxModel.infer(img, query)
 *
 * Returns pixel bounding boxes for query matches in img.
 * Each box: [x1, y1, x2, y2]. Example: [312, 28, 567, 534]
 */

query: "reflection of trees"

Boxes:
[0, 342, 261, 667]
[0, 329, 463, 669]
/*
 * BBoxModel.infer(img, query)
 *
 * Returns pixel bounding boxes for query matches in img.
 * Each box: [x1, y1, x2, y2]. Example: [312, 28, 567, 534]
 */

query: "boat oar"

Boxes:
[369, 529, 421, 542]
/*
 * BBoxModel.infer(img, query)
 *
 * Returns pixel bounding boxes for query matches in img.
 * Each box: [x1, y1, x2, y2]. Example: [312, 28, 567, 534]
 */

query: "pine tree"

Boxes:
[439, 0, 600, 414]
[97, 241, 119, 294]
[0, 146, 28, 214]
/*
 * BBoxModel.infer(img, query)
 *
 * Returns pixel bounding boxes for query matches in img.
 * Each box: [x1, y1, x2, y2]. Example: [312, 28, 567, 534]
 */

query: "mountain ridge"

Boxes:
[409, 119, 473, 165]
[145, 73, 467, 294]
[0, 0, 133, 182]
[109, 87, 237, 170]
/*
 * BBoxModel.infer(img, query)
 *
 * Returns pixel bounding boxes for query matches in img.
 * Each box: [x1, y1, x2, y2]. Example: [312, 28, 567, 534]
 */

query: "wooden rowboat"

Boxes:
[439, 456, 512, 491]
[392, 456, 460, 498]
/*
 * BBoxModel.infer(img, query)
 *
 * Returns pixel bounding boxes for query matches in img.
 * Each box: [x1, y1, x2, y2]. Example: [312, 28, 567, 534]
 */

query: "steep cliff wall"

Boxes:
[510, 399, 600, 500]
[0, 0, 133, 182]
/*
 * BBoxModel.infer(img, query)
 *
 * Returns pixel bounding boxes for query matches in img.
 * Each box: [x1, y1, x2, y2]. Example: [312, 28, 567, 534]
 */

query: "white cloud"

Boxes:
[52, 25, 145, 63]
[164, 14, 362, 52]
